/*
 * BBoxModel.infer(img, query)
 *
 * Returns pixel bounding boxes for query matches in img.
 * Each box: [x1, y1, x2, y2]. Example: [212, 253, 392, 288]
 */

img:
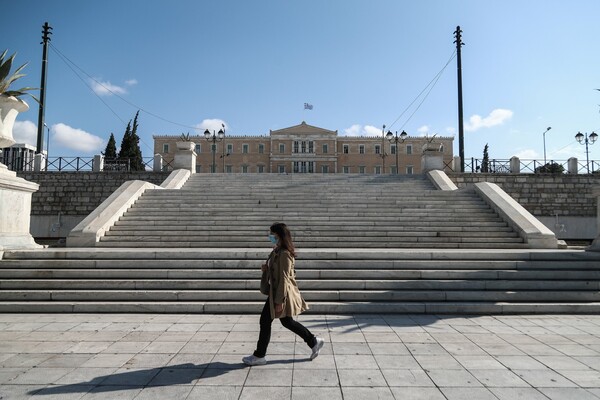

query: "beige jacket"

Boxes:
[262, 248, 308, 319]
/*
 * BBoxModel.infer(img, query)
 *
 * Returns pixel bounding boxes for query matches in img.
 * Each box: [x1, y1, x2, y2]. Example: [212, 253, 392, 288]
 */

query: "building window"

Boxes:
[359, 166, 365, 174]
[343, 166, 350, 173]
[278, 164, 285, 173]
[279, 144, 285, 154]
[375, 145, 381, 155]
[322, 165, 329, 173]
[242, 144, 249, 154]
[293, 141, 299, 153]
[258, 165, 264, 173]
[258, 144, 264, 154]
[195, 165, 201, 173]
[195, 144, 201, 153]
[212, 144, 217, 153]
[406, 165, 413, 174]
[163, 144, 169, 153]
[225, 165, 232, 173]
[343, 144, 349, 154]
[308, 141, 314, 153]
[242, 165, 248, 173]
[227, 144, 233, 154]
[406, 145, 412, 155]
[439, 144, 444, 152]
[359, 145, 365, 154]
[391, 144, 396, 155]
[375, 166, 381, 174]
[322, 144, 328, 154]
[391, 166, 397, 174]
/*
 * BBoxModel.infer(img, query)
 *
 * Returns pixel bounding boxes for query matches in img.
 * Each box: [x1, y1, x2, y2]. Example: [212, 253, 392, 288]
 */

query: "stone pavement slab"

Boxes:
[1, 313, 600, 399]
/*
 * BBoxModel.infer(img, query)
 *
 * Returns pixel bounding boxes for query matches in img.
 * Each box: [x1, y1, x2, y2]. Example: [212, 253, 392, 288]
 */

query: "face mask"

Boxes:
[268, 234, 277, 244]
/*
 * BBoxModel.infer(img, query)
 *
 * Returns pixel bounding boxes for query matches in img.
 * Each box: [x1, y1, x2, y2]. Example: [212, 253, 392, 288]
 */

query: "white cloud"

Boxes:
[52, 123, 105, 153]
[90, 79, 128, 96]
[194, 119, 229, 133]
[465, 108, 513, 132]
[12, 120, 38, 146]
[446, 127, 456, 136]
[342, 124, 381, 136]
[125, 79, 138, 86]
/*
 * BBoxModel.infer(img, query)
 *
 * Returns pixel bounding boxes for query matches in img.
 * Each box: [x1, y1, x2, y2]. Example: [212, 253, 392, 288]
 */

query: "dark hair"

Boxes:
[270, 222, 296, 257]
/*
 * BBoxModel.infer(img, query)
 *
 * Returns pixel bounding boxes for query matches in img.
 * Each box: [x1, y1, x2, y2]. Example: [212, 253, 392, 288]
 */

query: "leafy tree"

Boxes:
[481, 143, 490, 173]
[535, 162, 564, 174]
[104, 133, 117, 158]
[118, 111, 145, 171]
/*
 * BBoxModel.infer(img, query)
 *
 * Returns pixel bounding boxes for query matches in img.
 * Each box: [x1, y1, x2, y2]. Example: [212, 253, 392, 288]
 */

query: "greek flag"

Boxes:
[304, 103, 313, 110]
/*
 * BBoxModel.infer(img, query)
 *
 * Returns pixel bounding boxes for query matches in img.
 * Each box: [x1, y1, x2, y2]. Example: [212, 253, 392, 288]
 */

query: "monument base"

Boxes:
[0, 163, 41, 250]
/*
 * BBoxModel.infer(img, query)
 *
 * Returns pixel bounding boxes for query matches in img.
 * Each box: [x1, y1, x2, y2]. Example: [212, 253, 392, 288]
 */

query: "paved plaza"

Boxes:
[0, 313, 599, 399]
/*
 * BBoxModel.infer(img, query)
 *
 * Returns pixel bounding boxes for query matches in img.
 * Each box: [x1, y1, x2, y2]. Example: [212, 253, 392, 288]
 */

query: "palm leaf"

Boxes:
[0, 53, 14, 83]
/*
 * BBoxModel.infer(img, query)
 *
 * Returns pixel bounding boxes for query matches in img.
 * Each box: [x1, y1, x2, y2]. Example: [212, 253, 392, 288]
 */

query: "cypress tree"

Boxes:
[129, 111, 144, 171]
[118, 121, 132, 160]
[482, 144, 490, 173]
[104, 133, 117, 159]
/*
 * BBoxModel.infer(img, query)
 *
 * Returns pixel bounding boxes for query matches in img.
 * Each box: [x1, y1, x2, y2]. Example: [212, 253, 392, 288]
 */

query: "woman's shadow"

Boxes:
[29, 359, 299, 396]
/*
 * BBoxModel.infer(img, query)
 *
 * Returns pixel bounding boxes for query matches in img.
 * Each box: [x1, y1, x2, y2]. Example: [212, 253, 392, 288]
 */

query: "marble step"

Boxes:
[8, 248, 596, 261]
[2, 279, 596, 291]
[0, 301, 598, 314]
[1, 290, 599, 302]
[0, 258, 600, 270]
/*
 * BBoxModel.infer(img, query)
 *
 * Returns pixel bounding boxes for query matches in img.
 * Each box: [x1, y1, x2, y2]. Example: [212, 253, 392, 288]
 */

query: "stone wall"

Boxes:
[448, 173, 600, 217]
[17, 172, 171, 216]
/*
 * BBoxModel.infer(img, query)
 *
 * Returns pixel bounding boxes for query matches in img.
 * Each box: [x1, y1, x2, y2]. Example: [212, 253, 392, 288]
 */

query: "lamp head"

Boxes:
[204, 129, 211, 139]
[218, 129, 225, 139]
[575, 132, 584, 143]
[590, 131, 598, 144]
[400, 130, 408, 140]
[386, 131, 393, 141]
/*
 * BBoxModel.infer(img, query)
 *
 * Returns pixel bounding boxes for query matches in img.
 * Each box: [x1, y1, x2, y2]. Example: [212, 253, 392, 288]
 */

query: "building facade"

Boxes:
[153, 122, 454, 174]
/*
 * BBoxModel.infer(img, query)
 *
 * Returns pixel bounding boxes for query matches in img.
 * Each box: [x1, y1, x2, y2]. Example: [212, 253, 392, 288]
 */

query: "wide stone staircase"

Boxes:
[1, 173, 599, 314]
[99, 174, 526, 249]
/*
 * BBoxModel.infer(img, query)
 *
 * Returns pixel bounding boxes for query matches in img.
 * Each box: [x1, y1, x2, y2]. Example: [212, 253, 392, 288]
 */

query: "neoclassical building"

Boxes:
[153, 122, 454, 174]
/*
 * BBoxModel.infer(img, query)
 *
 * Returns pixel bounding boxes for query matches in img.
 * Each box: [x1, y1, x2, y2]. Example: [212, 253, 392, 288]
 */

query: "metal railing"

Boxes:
[458, 158, 599, 174]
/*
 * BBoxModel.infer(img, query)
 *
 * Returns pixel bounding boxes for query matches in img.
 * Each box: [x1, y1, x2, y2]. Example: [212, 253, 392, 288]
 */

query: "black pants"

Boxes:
[253, 298, 316, 358]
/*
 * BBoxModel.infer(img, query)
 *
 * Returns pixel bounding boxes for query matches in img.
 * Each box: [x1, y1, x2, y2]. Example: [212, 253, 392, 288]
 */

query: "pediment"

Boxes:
[270, 121, 337, 136]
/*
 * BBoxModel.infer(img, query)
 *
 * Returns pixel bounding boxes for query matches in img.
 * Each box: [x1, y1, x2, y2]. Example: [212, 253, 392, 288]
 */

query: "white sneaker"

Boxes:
[310, 337, 325, 360]
[242, 355, 267, 366]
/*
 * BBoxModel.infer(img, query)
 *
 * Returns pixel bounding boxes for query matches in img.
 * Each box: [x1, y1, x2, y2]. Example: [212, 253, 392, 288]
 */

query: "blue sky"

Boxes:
[2, 0, 600, 163]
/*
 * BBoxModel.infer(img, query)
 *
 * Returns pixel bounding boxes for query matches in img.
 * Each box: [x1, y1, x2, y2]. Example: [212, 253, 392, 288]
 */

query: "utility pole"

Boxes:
[454, 26, 465, 172]
[36, 22, 52, 154]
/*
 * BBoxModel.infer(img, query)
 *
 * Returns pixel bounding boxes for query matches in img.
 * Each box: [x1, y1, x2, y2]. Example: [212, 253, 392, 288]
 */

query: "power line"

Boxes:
[49, 44, 199, 153]
[387, 50, 456, 131]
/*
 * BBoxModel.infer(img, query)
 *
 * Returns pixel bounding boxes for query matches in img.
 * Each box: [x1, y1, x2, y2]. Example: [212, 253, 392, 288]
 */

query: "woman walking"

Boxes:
[243, 222, 324, 366]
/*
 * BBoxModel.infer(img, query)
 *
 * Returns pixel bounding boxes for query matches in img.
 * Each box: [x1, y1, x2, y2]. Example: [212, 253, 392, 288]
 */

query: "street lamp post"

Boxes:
[381, 125, 387, 174]
[542, 126, 552, 166]
[386, 130, 408, 174]
[575, 131, 598, 173]
[204, 125, 225, 173]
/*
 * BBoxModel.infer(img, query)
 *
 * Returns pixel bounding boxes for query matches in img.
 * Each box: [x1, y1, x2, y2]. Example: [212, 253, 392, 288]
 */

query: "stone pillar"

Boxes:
[34, 153, 46, 171]
[568, 157, 578, 174]
[173, 142, 196, 173]
[0, 163, 41, 250]
[92, 155, 104, 172]
[588, 186, 600, 251]
[510, 156, 520, 173]
[153, 153, 163, 172]
[452, 156, 461, 172]
[421, 149, 443, 173]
